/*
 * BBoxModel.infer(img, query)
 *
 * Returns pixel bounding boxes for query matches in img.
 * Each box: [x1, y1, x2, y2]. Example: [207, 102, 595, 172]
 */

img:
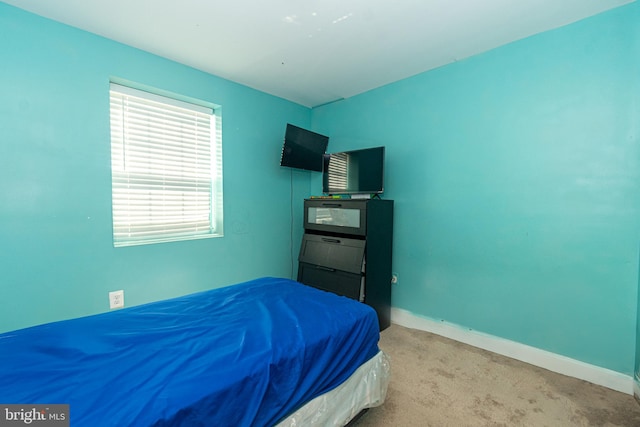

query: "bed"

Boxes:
[0, 277, 389, 426]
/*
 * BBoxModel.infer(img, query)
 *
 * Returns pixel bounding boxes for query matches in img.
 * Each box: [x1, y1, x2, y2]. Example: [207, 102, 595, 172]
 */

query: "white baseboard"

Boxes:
[390, 307, 634, 395]
[634, 376, 640, 401]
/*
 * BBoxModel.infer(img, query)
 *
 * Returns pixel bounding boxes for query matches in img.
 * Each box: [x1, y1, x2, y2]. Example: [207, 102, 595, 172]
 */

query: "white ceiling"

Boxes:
[3, 0, 634, 107]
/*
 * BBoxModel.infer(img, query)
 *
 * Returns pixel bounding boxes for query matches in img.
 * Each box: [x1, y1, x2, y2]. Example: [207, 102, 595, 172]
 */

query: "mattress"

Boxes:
[277, 349, 390, 426]
[0, 277, 382, 426]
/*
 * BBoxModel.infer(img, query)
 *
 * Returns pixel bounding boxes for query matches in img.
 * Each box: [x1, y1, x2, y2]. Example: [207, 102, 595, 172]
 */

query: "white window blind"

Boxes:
[327, 152, 349, 191]
[109, 83, 223, 247]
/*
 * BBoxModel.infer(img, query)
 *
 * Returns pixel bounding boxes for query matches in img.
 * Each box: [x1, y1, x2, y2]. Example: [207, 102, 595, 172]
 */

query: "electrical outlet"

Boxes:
[109, 290, 124, 309]
[391, 273, 399, 285]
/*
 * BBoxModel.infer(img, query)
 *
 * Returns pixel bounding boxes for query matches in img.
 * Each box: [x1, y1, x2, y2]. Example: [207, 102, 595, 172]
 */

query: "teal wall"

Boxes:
[634, 1, 640, 391]
[313, 3, 640, 375]
[2, 1, 639, 378]
[0, 3, 313, 333]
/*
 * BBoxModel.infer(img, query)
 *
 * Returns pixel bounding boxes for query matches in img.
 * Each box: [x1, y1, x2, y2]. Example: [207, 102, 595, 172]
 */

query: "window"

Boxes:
[109, 83, 223, 247]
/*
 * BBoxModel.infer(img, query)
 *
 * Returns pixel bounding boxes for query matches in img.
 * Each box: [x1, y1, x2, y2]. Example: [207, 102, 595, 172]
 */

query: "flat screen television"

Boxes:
[280, 124, 329, 172]
[322, 146, 385, 195]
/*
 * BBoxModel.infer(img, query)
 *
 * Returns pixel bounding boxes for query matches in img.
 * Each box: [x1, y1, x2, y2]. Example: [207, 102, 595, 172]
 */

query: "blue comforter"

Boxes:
[0, 277, 380, 426]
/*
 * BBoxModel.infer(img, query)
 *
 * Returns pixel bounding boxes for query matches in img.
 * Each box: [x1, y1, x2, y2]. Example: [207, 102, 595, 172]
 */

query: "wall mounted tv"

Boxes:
[322, 146, 385, 195]
[280, 124, 329, 172]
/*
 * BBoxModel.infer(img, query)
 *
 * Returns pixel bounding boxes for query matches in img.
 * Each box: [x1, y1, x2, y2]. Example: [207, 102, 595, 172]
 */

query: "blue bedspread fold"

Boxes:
[0, 277, 380, 426]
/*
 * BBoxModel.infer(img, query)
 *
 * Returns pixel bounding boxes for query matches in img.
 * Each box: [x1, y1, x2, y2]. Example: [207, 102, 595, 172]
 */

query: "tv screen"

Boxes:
[323, 146, 385, 195]
[280, 124, 329, 172]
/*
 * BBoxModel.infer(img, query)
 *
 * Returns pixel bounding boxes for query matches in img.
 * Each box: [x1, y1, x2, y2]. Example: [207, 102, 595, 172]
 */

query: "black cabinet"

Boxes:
[297, 198, 393, 330]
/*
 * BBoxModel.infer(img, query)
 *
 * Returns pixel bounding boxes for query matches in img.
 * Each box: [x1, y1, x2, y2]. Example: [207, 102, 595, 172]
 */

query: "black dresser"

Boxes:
[297, 198, 393, 330]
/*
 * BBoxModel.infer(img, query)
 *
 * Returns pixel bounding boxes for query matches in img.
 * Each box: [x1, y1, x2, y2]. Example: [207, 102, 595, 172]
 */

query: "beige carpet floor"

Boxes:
[354, 324, 640, 427]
